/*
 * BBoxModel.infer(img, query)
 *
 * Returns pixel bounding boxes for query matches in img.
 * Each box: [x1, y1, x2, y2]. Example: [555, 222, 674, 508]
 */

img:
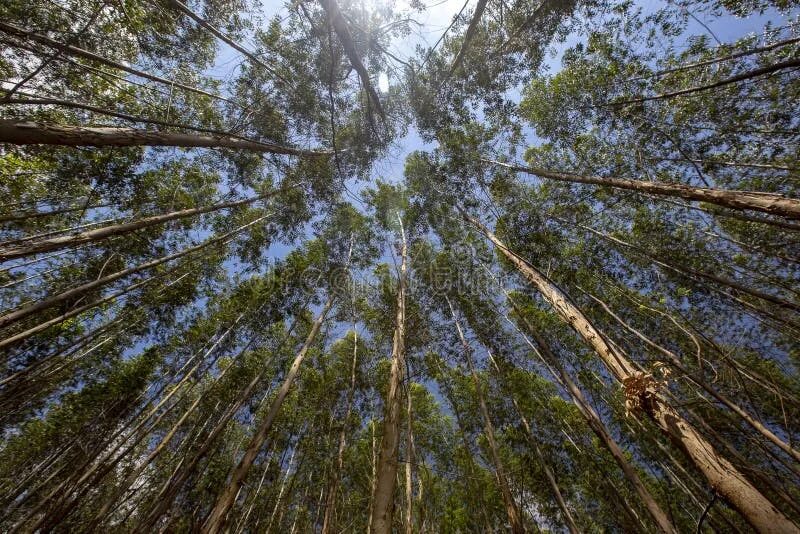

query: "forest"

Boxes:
[0, 0, 799, 531]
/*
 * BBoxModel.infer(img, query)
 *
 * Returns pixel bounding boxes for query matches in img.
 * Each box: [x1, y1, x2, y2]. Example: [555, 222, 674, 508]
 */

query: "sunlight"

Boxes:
[378, 72, 390, 92]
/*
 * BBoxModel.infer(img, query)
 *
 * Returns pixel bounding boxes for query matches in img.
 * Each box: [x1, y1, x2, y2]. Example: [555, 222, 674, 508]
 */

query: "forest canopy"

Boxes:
[1, 0, 799, 532]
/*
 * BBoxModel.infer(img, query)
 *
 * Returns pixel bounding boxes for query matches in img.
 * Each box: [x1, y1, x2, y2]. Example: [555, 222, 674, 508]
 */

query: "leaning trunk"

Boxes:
[321, 329, 360, 534]
[202, 296, 334, 533]
[447, 297, 526, 533]
[0, 120, 324, 157]
[0, 187, 289, 262]
[487, 352, 580, 534]
[486, 159, 800, 220]
[467, 214, 798, 533]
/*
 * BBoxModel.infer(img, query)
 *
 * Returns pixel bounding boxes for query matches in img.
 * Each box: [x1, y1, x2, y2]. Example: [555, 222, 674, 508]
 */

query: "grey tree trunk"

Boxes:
[202, 297, 334, 533]
[486, 159, 800, 220]
[370, 221, 408, 534]
[468, 214, 798, 534]
[0, 120, 327, 157]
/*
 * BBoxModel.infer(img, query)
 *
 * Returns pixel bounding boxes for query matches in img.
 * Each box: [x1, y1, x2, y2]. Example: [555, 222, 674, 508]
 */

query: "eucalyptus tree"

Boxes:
[1, 0, 799, 531]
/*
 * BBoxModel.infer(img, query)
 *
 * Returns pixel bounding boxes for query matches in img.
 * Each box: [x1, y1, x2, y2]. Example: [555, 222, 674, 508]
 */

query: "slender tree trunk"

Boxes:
[0, 215, 266, 334]
[447, 297, 526, 533]
[485, 159, 800, 219]
[203, 296, 334, 533]
[486, 352, 581, 534]
[321, 329, 360, 534]
[631, 35, 800, 80]
[267, 446, 299, 533]
[585, 289, 800, 463]
[404, 384, 414, 534]
[370, 220, 408, 534]
[135, 320, 297, 532]
[0, 21, 237, 105]
[29, 317, 244, 530]
[90, 356, 239, 528]
[0, 120, 326, 156]
[467, 214, 798, 533]
[484, 243, 679, 534]
[0, 202, 112, 223]
[664, 198, 800, 231]
[318, 0, 385, 120]
[234, 453, 274, 534]
[435, 357, 495, 531]
[613, 57, 800, 105]
[575, 222, 800, 313]
[166, 0, 284, 81]
[367, 418, 378, 534]
[605, 478, 648, 532]
[447, 0, 489, 77]
[0, 188, 290, 262]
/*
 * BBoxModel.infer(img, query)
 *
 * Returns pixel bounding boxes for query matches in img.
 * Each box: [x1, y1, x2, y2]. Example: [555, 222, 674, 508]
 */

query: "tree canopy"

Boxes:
[1, 0, 799, 532]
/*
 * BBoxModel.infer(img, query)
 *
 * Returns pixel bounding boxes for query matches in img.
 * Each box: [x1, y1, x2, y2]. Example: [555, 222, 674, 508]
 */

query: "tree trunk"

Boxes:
[486, 352, 581, 534]
[267, 446, 299, 533]
[0, 21, 236, 105]
[447, 0, 489, 77]
[0, 201, 112, 223]
[574, 222, 800, 313]
[29, 316, 244, 530]
[166, 0, 284, 82]
[0, 120, 326, 157]
[613, 57, 800, 105]
[0, 188, 290, 262]
[367, 418, 378, 534]
[321, 329, 360, 534]
[435, 357, 495, 531]
[136, 313, 302, 532]
[0, 215, 266, 333]
[497, 292, 680, 534]
[585, 290, 800, 464]
[447, 296, 526, 534]
[404, 384, 414, 534]
[202, 296, 334, 533]
[318, 0, 385, 120]
[370, 221, 408, 534]
[467, 214, 798, 534]
[486, 159, 800, 220]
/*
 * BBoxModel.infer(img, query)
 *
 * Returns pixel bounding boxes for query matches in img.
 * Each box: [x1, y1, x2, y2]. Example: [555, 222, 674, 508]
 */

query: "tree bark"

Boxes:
[630, 35, 800, 81]
[486, 351, 581, 534]
[318, 0, 385, 120]
[486, 159, 800, 220]
[447, 297, 526, 533]
[0, 120, 327, 157]
[0, 201, 112, 223]
[0, 21, 237, 105]
[434, 357, 496, 531]
[202, 296, 334, 533]
[136, 312, 305, 530]
[585, 290, 800, 464]
[404, 382, 414, 534]
[0, 188, 290, 262]
[495, 290, 681, 534]
[321, 329, 360, 534]
[574, 222, 800, 313]
[447, 0, 489, 77]
[466, 213, 798, 534]
[613, 57, 800, 105]
[0, 215, 266, 334]
[370, 220, 408, 534]
[166, 0, 287, 84]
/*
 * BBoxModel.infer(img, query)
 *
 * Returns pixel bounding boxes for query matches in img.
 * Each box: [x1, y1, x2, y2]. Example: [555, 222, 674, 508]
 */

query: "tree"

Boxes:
[2, 0, 799, 531]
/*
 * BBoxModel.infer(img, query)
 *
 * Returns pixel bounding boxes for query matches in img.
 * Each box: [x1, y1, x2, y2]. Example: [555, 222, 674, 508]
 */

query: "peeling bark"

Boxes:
[486, 159, 800, 220]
